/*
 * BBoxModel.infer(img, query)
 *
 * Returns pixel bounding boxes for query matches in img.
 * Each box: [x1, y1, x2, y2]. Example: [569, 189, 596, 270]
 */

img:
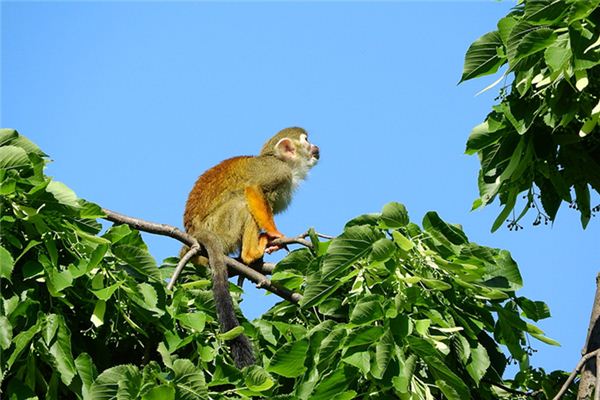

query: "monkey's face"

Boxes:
[273, 131, 319, 172]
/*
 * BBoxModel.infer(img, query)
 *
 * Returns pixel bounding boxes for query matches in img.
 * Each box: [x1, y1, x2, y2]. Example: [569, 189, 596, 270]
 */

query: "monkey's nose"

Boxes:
[311, 145, 320, 160]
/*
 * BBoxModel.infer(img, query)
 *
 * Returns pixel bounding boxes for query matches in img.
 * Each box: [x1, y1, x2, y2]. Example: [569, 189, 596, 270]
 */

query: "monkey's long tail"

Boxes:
[193, 231, 255, 368]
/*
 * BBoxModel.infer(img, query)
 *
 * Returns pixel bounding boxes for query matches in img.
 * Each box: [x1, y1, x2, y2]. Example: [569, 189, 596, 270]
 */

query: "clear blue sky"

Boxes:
[2, 0, 599, 376]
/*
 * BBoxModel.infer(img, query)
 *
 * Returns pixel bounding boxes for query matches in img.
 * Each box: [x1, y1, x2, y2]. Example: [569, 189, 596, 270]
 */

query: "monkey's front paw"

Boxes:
[265, 241, 289, 254]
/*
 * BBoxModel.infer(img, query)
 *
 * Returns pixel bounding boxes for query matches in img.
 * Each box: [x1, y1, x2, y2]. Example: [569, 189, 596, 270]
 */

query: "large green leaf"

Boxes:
[0, 145, 30, 170]
[0, 245, 14, 281]
[349, 295, 384, 325]
[0, 315, 13, 350]
[524, 0, 568, 24]
[267, 339, 309, 378]
[172, 359, 207, 400]
[460, 31, 504, 82]
[310, 368, 352, 400]
[321, 225, 379, 279]
[75, 352, 97, 400]
[370, 329, 394, 379]
[44, 314, 77, 386]
[245, 366, 275, 392]
[89, 365, 141, 400]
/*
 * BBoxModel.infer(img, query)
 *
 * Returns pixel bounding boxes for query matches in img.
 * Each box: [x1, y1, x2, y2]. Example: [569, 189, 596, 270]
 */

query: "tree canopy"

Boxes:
[461, 0, 600, 231]
[0, 129, 573, 399]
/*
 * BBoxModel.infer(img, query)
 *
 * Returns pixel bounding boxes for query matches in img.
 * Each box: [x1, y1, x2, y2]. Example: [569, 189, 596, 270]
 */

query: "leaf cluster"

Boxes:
[0, 130, 575, 399]
[461, 0, 600, 230]
[258, 202, 566, 399]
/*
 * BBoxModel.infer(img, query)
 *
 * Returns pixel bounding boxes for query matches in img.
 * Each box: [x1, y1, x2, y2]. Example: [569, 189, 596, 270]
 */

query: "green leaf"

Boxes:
[245, 366, 274, 392]
[466, 343, 490, 384]
[217, 326, 244, 341]
[393, 354, 417, 394]
[0, 245, 14, 281]
[349, 295, 383, 325]
[369, 238, 395, 262]
[45, 314, 77, 386]
[575, 183, 591, 228]
[310, 368, 351, 400]
[491, 188, 518, 232]
[91, 300, 106, 327]
[380, 202, 409, 228]
[112, 243, 160, 280]
[322, 225, 379, 279]
[371, 329, 394, 379]
[92, 282, 121, 301]
[423, 211, 468, 245]
[545, 33, 572, 72]
[530, 332, 560, 346]
[507, 22, 556, 65]
[391, 231, 414, 252]
[46, 180, 80, 209]
[142, 385, 176, 400]
[267, 339, 308, 378]
[345, 326, 383, 348]
[342, 351, 370, 376]
[6, 319, 41, 369]
[0, 315, 13, 350]
[524, 0, 568, 24]
[424, 355, 471, 400]
[46, 268, 74, 295]
[460, 30, 504, 82]
[177, 312, 206, 333]
[75, 352, 97, 400]
[344, 213, 380, 228]
[0, 145, 30, 170]
[0, 129, 45, 156]
[172, 359, 208, 400]
[465, 121, 502, 155]
[135, 282, 164, 316]
[89, 365, 141, 400]
[517, 297, 551, 321]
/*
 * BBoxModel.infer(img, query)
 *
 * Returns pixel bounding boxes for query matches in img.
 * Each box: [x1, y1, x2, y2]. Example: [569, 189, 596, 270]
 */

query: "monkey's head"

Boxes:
[261, 127, 320, 177]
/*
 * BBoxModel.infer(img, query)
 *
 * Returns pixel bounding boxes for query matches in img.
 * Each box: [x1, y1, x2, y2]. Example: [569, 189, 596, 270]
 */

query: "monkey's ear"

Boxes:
[275, 138, 296, 160]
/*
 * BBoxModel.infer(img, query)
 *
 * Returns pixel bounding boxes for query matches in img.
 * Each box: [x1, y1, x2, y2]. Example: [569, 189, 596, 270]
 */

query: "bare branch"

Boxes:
[483, 379, 540, 398]
[101, 208, 302, 304]
[269, 235, 313, 249]
[552, 348, 600, 400]
[301, 230, 336, 240]
[168, 244, 201, 291]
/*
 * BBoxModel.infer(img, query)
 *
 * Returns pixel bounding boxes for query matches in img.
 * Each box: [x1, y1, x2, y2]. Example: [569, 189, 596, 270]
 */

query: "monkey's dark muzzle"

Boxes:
[311, 145, 320, 160]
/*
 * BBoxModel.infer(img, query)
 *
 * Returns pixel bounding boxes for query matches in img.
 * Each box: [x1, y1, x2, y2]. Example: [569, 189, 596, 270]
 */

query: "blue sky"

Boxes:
[3, 1, 599, 375]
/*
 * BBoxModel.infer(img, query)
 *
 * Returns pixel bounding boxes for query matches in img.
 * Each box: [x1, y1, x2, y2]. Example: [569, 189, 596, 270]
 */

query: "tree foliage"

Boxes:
[0, 129, 574, 399]
[461, 0, 600, 231]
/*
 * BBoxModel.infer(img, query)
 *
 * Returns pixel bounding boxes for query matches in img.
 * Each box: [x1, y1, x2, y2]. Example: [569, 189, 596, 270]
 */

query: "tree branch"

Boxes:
[483, 380, 541, 398]
[552, 348, 600, 400]
[101, 208, 303, 304]
[576, 272, 600, 399]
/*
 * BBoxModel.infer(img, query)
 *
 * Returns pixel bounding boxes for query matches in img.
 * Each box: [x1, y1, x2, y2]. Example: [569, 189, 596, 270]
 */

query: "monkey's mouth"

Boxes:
[311, 145, 320, 160]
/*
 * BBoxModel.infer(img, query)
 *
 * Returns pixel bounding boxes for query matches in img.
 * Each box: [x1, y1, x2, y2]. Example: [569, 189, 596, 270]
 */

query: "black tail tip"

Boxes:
[231, 336, 256, 368]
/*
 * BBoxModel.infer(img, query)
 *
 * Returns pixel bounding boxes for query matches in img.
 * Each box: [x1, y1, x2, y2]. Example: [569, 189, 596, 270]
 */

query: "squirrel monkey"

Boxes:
[183, 127, 320, 368]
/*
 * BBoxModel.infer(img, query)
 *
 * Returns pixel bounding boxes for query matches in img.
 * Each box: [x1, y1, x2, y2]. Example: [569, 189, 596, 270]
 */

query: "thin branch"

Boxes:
[269, 235, 313, 249]
[300, 230, 336, 240]
[101, 208, 303, 304]
[168, 244, 201, 291]
[552, 348, 600, 400]
[483, 379, 541, 398]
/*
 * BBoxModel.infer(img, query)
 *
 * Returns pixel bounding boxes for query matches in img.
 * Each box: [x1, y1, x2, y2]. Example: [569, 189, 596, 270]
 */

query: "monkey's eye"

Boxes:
[300, 134, 309, 144]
